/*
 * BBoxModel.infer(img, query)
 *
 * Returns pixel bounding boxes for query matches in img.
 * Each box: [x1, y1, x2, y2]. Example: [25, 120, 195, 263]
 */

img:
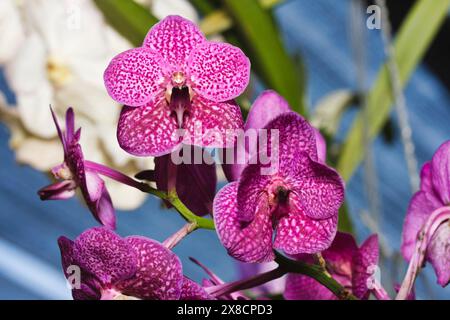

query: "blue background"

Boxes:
[0, 0, 449, 299]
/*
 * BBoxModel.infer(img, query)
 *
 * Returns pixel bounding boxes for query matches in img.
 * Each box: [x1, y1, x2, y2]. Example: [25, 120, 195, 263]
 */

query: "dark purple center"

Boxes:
[169, 86, 191, 128]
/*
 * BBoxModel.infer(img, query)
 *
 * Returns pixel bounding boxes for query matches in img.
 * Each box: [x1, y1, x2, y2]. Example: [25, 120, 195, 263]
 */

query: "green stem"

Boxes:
[144, 187, 215, 230]
[275, 252, 358, 300]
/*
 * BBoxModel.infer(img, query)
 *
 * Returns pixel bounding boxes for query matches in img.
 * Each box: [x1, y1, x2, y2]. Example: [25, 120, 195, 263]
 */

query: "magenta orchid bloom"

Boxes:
[38, 108, 116, 229]
[401, 141, 450, 287]
[222, 90, 327, 182]
[284, 232, 379, 300]
[58, 227, 212, 300]
[104, 15, 248, 157]
[214, 112, 344, 263]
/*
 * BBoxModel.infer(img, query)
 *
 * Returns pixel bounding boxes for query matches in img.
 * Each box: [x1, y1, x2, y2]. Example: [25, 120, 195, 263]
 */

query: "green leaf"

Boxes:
[222, 0, 306, 115]
[93, 0, 158, 46]
[337, 0, 450, 181]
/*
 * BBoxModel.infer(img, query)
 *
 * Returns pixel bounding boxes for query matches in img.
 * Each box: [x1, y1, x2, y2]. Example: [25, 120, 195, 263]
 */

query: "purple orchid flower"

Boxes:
[214, 112, 344, 263]
[58, 226, 213, 300]
[401, 140, 450, 287]
[284, 232, 379, 300]
[222, 90, 327, 182]
[104, 15, 249, 157]
[38, 108, 116, 229]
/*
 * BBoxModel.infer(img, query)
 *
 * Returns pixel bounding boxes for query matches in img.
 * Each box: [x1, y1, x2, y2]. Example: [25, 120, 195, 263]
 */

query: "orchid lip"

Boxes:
[169, 86, 191, 128]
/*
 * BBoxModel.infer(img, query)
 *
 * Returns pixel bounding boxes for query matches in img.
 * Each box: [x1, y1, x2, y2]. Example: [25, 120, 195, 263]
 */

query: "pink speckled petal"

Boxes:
[104, 48, 167, 106]
[155, 148, 217, 216]
[73, 227, 137, 286]
[284, 273, 337, 300]
[236, 163, 271, 222]
[144, 15, 205, 69]
[291, 155, 345, 220]
[117, 99, 181, 157]
[401, 191, 442, 261]
[352, 235, 379, 299]
[188, 42, 250, 102]
[244, 90, 291, 131]
[273, 193, 338, 254]
[180, 277, 214, 300]
[184, 96, 244, 148]
[214, 182, 275, 263]
[263, 112, 319, 174]
[118, 237, 183, 300]
[427, 223, 450, 287]
[431, 140, 450, 205]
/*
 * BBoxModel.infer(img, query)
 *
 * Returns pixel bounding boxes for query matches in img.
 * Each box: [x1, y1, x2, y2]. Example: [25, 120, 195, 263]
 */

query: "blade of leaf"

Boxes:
[222, 0, 306, 115]
[337, 0, 450, 181]
[94, 0, 158, 47]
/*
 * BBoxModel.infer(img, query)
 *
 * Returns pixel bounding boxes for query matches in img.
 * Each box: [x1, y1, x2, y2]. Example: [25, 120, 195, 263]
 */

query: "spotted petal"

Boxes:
[117, 99, 181, 157]
[352, 235, 379, 299]
[144, 15, 205, 70]
[188, 42, 250, 102]
[179, 277, 213, 300]
[104, 47, 167, 106]
[214, 182, 274, 263]
[290, 154, 344, 220]
[184, 96, 244, 148]
[118, 237, 184, 300]
[273, 193, 338, 254]
[73, 227, 137, 286]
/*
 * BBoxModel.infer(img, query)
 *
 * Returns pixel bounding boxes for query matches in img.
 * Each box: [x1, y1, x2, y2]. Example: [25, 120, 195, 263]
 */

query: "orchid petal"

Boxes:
[313, 128, 327, 163]
[431, 141, 450, 205]
[427, 223, 450, 287]
[38, 180, 76, 200]
[188, 42, 250, 102]
[118, 237, 183, 300]
[244, 90, 291, 131]
[214, 182, 275, 263]
[284, 273, 337, 300]
[95, 187, 116, 230]
[180, 277, 213, 300]
[117, 99, 181, 157]
[352, 235, 379, 299]
[73, 227, 137, 286]
[401, 191, 442, 261]
[184, 96, 244, 148]
[144, 15, 205, 70]
[273, 193, 338, 254]
[291, 155, 344, 220]
[104, 47, 167, 106]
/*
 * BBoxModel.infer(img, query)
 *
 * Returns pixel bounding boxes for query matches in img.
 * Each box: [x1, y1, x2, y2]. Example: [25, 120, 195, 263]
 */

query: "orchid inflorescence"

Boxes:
[38, 16, 449, 300]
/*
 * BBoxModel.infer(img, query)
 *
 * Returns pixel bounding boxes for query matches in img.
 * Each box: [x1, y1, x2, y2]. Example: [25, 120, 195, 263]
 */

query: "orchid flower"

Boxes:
[104, 15, 248, 156]
[38, 108, 116, 229]
[284, 232, 382, 300]
[58, 227, 187, 300]
[401, 141, 450, 288]
[214, 112, 344, 263]
[222, 90, 327, 182]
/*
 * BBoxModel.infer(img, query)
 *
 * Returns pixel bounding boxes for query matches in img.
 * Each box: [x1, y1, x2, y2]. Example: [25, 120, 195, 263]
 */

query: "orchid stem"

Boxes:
[85, 160, 215, 230]
[163, 222, 197, 249]
[372, 281, 391, 300]
[396, 206, 450, 300]
[275, 252, 358, 300]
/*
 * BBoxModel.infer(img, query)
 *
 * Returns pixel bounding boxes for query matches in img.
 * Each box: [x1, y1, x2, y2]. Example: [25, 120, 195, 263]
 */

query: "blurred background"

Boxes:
[0, 0, 449, 299]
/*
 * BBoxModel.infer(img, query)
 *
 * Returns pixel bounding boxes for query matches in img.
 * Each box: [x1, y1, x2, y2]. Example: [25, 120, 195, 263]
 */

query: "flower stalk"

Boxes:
[163, 222, 197, 250]
[396, 206, 450, 300]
